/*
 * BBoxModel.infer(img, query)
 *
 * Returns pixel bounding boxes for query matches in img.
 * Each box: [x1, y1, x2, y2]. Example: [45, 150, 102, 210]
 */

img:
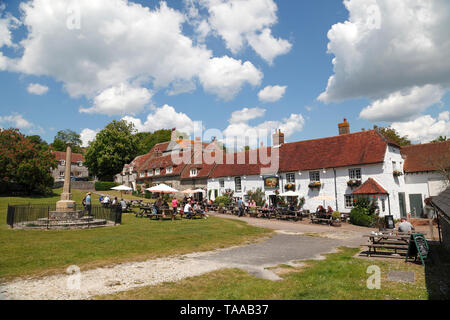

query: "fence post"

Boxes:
[47, 205, 50, 230]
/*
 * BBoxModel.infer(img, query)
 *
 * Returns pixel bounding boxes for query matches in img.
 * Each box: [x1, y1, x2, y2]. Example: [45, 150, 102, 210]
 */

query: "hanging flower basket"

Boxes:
[284, 183, 296, 191]
[347, 179, 362, 188]
[308, 182, 321, 189]
[393, 170, 403, 177]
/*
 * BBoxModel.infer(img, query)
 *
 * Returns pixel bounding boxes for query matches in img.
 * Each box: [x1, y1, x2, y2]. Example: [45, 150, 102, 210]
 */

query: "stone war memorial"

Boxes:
[6, 144, 121, 229]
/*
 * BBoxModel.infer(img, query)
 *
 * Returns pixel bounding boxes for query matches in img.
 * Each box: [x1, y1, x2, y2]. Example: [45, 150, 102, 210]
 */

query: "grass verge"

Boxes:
[0, 189, 271, 281]
[97, 247, 429, 300]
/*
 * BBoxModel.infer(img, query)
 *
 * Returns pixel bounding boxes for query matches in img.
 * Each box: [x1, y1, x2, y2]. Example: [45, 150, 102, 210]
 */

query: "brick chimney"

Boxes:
[272, 129, 285, 147]
[338, 118, 350, 135]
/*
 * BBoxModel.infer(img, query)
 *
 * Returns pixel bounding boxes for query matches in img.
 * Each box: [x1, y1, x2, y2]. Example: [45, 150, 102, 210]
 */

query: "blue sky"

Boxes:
[0, 0, 449, 147]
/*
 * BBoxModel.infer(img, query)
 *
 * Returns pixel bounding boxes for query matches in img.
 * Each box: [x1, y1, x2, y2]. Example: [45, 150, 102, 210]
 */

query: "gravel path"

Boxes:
[0, 215, 366, 300]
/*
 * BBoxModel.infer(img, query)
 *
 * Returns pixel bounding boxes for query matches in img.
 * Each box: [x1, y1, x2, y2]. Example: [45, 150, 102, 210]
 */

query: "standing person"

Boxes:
[238, 198, 244, 217]
[85, 192, 92, 216]
[172, 198, 178, 215]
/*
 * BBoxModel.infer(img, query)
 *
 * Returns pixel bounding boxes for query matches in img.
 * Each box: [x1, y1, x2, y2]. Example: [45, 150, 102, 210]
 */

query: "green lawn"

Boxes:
[97, 247, 429, 300]
[0, 189, 271, 280]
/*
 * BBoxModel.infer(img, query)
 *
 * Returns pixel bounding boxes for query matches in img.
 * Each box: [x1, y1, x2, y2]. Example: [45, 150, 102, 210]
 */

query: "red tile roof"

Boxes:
[181, 151, 219, 180]
[209, 148, 273, 178]
[401, 141, 450, 173]
[52, 151, 84, 163]
[278, 130, 388, 172]
[353, 178, 388, 195]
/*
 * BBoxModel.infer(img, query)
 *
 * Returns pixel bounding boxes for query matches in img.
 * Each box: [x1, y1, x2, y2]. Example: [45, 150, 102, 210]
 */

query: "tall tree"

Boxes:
[84, 120, 138, 181]
[375, 126, 411, 146]
[0, 129, 57, 195]
[431, 136, 448, 143]
[51, 129, 83, 153]
[27, 134, 49, 151]
[135, 129, 171, 155]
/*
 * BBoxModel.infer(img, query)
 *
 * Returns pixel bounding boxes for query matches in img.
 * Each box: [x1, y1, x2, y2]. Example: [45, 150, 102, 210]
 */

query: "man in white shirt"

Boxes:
[398, 218, 415, 233]
[184, 202, 192, 219]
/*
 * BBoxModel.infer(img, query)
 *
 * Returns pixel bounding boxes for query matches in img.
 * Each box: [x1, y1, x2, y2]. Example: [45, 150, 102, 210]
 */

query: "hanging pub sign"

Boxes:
[264, 177, 279, 189]
[405, 233, 429, 266]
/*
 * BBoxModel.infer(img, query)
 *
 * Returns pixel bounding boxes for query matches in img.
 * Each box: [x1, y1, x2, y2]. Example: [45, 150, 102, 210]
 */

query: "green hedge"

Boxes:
[350, 207, 377, 227]
[214, 196, 232, 206]
[95, 181, 119, 191]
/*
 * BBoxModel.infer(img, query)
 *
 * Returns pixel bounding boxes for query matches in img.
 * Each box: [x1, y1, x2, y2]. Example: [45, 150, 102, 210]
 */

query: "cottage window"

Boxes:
[155, 168, 160, 175]
[219, 179, 225, 188]
[190, 168, 198, 177]
[166, 166, 173, 174]
[286, 173, 295, 183]
[140, 172, 145, 178]
[60, 160, 66, 166]
[381, 199, 386, 212]
[235, 177, 242, 192]
[149, 170, 153, 176]
[309, 171, 320, 182]
[59, 171, 64, 177]
[78, 161, 83, 167]
[345, 195, 354, 208]
[349, 168, 361, 180]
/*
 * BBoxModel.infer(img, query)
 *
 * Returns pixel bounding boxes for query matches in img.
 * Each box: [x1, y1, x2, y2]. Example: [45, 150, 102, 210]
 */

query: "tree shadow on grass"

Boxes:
[424, 241, 450, 300]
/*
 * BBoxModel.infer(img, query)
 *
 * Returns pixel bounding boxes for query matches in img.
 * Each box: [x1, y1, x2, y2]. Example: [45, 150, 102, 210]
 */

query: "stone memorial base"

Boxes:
[49, 210, 84, 221]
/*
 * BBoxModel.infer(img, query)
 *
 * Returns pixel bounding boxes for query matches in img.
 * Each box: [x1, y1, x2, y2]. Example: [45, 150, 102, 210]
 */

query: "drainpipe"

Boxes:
[387, 194, 391, 215]
[333, 168, 338, 211]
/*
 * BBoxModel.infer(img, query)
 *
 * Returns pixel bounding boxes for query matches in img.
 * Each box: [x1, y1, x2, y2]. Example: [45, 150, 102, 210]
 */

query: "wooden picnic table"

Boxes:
[363, 232, 412, 257]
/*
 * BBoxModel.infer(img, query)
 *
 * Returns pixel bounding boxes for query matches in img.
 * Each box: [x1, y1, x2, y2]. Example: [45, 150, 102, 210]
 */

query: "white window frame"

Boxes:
[235, 177, 242, 192]
[59, 171, 65, 177]
[219, 179, 225, 188]
[60, 160, 66, 166]
[286, 173, 296, 183]
[190, 168, 198, 177]
[155, 168, 161, 176]
[166, 166, 173, 174]
[345, 195, 354, 208]
[309, 171, 320, 182]
[78, 161, 83, 167]
[148, 170, 153, 176]
[349, 168, 361, 180]
[140, 171, 145, 178]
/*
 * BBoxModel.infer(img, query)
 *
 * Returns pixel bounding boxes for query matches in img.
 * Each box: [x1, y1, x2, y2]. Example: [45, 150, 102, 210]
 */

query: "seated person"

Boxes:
[288, 203, 296, 211]
[152, 202, 159, 215]
[398, 218, 415, 233]
[184, 202, 193, 219]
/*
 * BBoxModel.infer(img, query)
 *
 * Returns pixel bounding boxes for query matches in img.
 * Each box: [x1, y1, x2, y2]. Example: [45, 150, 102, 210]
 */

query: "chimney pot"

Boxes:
[338, 119, 350, 135]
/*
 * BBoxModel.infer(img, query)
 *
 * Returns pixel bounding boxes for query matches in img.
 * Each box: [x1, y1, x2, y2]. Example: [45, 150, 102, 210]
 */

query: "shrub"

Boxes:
[95, 181, 118, 191]
[215, 196, 232, 206]
[332, 211, 341, 220]
[247, 188, 265, 206]
[350, 207, 377, 227]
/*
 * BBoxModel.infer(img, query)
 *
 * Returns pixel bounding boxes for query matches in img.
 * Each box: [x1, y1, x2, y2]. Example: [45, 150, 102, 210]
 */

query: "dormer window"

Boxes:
[140, 171, 145, 178]
[190, 168, 198, 177]
[166, 166, 173, 174]
[149, 170, 153, 176]
[60, 160, 66, 166]
[155, 168, 160, 175]
[77, 161, 83, 167]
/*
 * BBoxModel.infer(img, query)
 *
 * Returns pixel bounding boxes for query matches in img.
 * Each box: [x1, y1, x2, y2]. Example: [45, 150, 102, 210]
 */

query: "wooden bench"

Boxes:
[310, 217, 333, 225]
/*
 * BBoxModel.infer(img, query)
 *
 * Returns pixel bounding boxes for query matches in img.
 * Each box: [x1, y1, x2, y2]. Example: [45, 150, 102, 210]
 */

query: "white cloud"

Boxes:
[391, 111, 450, 143]
[80, 84, 152, 116]
[229, 107, 266, 124]
[0, 4, 19, 49]
[359, 85, 445, 122]
[199, 56, 262, 100]
[2, 0, 263, 113]
[258, 85, 287, 103]
[27, 83, 49, 95]
[197, 0, 291, 63]
[223, 107, 305, 148]
[319, 0, 450, 121]
[247, 28, 292, 65]
[122, 104, 197, 134]
[0, 113, 33, 129]
[79, 128, 99, 147]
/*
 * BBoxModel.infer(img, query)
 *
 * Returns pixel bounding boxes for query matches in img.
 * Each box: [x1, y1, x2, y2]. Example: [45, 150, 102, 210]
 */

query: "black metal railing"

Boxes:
[6, 204, 122, 228]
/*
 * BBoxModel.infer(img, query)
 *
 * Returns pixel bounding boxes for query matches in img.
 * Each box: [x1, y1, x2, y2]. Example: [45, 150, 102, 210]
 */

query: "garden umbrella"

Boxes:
[111, 185, 133, 198]
[146, 184, 178, 193]
[311, 194, 336, 208]
[182, 189, 194, 194]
